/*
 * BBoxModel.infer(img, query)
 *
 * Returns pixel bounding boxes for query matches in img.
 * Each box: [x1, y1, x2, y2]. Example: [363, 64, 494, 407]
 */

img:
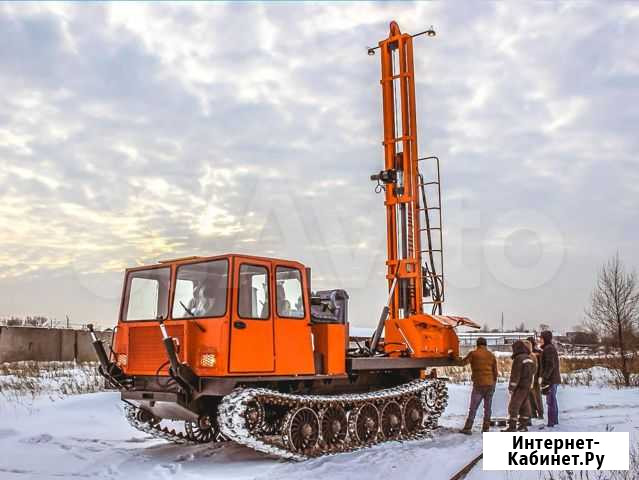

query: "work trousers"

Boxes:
[466, 385, 495, 424]
[546, 383, 559, 426]
[508, 386, 531, 421]
[529, 380, 544, 418]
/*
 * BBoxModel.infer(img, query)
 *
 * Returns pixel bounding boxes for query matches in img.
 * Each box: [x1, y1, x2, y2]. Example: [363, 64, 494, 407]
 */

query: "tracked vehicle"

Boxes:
[90, 21, 479, 459]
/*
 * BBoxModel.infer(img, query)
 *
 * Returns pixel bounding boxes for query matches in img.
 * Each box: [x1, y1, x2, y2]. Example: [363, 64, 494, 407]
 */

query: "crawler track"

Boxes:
[218, 378, 448, 460]
[124, 404, 224, 444]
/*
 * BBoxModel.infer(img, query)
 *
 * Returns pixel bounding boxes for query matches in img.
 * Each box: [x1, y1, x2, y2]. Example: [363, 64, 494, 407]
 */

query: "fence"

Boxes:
[0, 326, 112, 363]
[0, 316, 88, 329]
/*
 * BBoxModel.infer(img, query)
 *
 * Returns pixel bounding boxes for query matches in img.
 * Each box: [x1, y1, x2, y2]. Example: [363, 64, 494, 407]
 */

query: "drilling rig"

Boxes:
[90, 21, 478, 460]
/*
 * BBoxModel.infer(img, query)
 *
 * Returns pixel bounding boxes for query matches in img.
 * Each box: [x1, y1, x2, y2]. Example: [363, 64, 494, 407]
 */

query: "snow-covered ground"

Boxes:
[1, 380, 637, 480]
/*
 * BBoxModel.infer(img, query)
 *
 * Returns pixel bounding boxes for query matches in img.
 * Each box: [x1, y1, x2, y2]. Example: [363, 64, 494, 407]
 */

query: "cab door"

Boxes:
[229, 258, 275, 373]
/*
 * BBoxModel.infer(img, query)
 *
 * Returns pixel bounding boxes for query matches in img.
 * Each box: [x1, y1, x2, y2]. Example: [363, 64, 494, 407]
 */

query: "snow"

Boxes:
[493, 351, 512, 358]
[1, 381, 637, 480]
[349, 327, 373, 338]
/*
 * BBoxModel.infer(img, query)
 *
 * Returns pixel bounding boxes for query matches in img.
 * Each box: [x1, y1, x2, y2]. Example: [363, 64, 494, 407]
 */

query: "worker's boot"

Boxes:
[459, 418, 473, 435]
[517, 417, 529, 432]
[501, 419, 517, 432]
[482, 419, 491, 432]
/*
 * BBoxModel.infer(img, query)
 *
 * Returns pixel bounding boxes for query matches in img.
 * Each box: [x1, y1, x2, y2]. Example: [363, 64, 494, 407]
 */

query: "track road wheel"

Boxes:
[351, 403, 380, 445]
[381, 401, 402, 439]
[423, 383, 439, 410]
[262, 405, 286, 436]
[320, 406, 347, 449]
[135, 408, 159, 425]
[185, 415, 217, 443]
[286, 407, 320, 454]
[244, 399, 265, 433]
[403, 396, 424, 434]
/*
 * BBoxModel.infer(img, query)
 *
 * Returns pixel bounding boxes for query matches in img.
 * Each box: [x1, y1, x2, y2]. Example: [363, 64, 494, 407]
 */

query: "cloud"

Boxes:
[0, 3, 638, 330]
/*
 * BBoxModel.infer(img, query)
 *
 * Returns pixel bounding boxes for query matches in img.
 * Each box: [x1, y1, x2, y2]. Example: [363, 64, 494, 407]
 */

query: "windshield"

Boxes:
[122, 267, 170, 321]
[172, 259, 229, 319]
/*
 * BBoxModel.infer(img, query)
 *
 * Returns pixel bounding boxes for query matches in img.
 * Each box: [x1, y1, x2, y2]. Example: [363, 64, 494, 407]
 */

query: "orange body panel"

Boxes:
[274, 318, 315, 375]
[384, 314, 460, 358]
[311, 324, 347, 375]
[128, 323, 184, 374]
[228, 257, 275, 373]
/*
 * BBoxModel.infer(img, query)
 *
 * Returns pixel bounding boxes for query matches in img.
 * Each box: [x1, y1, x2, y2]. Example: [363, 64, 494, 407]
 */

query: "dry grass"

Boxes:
[441, 354, 639, 387]
[561, 356, 639, 374]
[0, 361, 104, 404]
[560, 356, 639, 387]
[542, 443, 638, 479]
[440, 356, 513, 384]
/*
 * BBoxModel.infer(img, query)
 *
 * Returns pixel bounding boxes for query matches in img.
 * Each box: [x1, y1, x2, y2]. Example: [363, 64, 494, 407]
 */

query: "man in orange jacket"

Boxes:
[459, 337, 499, 434]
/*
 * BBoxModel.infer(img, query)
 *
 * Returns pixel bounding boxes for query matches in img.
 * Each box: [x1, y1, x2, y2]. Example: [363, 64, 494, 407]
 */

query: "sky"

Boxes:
[1, 2, 638, 331]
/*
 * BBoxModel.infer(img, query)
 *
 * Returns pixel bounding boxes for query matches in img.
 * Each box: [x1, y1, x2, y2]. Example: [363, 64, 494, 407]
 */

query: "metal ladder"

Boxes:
[417, 156, 444, 315]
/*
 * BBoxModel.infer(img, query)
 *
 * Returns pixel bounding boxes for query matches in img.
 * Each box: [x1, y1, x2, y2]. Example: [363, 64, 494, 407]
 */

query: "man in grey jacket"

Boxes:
[502, 340, 535, 432]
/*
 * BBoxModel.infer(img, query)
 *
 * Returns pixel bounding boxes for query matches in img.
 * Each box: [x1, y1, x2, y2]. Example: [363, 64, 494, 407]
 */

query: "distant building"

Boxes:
[564, 331, 598, 345]
[459, 331, 553, 353]
[458, 331, 534, 347]
[458, 330, 569, 352]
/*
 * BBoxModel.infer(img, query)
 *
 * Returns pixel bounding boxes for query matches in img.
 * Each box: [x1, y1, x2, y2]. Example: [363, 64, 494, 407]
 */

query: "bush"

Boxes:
[0, 361, 104, 405]
[543, 443, 638, 479]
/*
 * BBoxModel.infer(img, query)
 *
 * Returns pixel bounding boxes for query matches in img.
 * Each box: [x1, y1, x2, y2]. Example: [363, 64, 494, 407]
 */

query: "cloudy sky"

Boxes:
[1, 2, 638, 331]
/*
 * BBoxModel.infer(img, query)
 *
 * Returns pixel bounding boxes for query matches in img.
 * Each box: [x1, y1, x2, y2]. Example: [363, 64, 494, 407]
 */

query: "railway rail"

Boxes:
[449, 452, 483, 480]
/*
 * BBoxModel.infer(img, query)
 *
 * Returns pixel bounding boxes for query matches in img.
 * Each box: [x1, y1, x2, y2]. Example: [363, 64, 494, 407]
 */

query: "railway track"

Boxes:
[449, 452, 483, 480]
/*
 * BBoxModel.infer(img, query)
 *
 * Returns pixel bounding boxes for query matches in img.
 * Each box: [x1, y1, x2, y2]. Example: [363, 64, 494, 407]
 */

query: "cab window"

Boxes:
[123, 267, 170, 321]
[172, 259, 228, 319]
[238, 264, 269, 319]
[275, 267, 305, 318]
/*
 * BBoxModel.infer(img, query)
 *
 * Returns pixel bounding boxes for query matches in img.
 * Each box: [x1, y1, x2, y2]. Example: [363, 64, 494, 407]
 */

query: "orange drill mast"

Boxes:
[381, 21, 427, 318]
[370, 22, 448, 354]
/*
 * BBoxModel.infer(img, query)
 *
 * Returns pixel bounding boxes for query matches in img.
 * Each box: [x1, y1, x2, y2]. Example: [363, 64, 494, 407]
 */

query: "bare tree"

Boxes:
[585, 254, 639, 386]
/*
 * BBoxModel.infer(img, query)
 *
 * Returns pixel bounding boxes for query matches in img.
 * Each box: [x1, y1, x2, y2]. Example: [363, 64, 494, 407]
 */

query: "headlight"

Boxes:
[200, 353, 217, 368]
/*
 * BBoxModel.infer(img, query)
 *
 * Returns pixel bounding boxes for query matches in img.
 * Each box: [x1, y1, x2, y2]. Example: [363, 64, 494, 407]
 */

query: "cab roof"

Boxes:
[125, 253, 306, 272]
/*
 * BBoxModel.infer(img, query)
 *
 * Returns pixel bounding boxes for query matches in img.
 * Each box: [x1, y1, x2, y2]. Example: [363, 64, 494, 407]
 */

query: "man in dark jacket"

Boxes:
[540, 330, 561, 427]
[502, 340, 535, 432]
[459, 337, 498, 434]
[527, 336, 544, 419]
